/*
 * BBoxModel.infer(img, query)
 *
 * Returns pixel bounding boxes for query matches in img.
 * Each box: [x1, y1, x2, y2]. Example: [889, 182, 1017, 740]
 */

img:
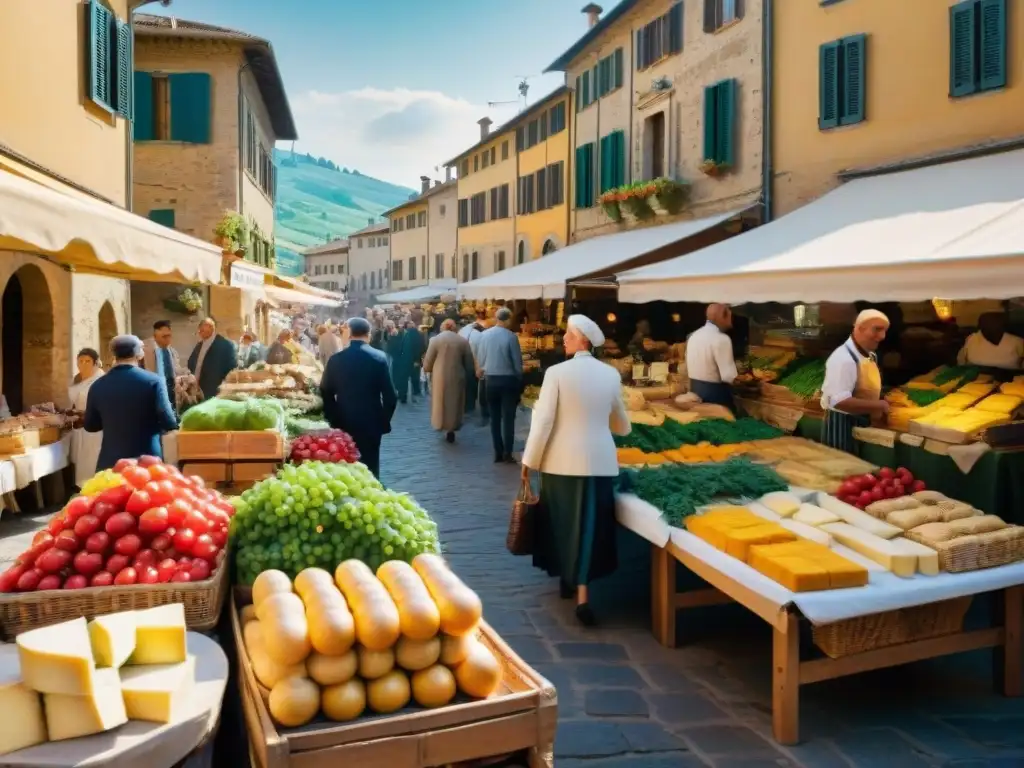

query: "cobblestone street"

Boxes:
[1, 400, 1022, 767]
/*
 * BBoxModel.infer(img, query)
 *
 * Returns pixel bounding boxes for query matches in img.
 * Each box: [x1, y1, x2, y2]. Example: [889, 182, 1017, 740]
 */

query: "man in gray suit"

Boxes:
[142, 320, 180, 411]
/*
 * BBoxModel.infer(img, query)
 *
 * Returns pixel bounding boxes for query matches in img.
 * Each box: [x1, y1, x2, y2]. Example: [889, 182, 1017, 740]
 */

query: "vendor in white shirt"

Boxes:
[820, 309, 890, 452]
[685, 304, 739, 410]
[957, 312, 1023, 370]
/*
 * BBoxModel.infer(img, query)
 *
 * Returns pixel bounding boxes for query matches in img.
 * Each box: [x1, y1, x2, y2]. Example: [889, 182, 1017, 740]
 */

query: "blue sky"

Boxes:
[151, 0, 611, 187]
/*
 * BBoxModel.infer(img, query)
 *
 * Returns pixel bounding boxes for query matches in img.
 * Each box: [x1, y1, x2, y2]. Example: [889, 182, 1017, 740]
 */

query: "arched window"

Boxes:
[542, 239, 557, 255]
[517, 240, 526, 264]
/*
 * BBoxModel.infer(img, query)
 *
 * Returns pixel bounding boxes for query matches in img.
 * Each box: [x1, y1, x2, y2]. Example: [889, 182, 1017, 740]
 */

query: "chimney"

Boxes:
[445, 166, 452, 182]
[367, 217, 374, 227]
[477, 117, 492, 141]
[582, 3, 603, 27]
[434, 180, 442, 188]
[420, 176, 430, 194]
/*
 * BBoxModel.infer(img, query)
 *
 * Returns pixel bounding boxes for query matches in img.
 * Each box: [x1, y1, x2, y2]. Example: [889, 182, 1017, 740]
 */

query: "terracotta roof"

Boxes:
[348, 221, 391, 237]
[134, 14, 298, 141]
[382, 178, 457, 217]
[304, 239, 349, 256]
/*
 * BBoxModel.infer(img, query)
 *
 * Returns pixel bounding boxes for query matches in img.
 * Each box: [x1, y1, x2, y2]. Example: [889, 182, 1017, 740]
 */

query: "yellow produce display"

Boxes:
[973, 394, 1022, 415]
[999, 380, 1024, 397]
[335, 560, 402, 651]
[747, 540, 869, 591]
[377, 560, 442, 641]
[933, 408, 1010, 435]
[411, 664, 457, 708]
[412, 554, 484, 636]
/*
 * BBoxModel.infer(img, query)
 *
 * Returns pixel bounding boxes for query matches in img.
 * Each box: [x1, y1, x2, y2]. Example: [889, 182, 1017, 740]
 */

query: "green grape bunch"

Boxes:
[230, 461, 441, 584]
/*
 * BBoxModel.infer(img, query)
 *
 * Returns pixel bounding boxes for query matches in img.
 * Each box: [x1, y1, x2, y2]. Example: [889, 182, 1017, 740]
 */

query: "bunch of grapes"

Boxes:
[230, 461, 440, 584]
[290, 429, 359, 464]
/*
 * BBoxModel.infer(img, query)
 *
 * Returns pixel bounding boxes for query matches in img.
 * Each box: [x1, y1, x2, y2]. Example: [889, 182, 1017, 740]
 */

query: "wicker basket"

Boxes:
[0, 556, 229, 640]
[812, 596, 972, 659]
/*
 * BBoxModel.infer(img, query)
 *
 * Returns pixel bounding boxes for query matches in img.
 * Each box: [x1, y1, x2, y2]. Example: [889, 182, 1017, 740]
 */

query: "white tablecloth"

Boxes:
[10, 435, 70, 490]
[0, 460, 15, 494]
[616, 491, 1024, 625]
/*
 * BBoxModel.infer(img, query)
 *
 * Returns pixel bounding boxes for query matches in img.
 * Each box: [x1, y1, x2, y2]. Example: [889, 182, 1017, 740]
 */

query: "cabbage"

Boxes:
[180, 397, 281, 432]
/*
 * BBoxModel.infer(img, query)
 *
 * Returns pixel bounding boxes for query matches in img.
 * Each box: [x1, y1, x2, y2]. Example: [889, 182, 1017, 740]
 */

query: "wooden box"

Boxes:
[230, 431, 284, 460]
[176, 431, 232, 460]
[182, 462, 229, 484]
[233, 462, 280, 483]
[232, 592, 557, 768]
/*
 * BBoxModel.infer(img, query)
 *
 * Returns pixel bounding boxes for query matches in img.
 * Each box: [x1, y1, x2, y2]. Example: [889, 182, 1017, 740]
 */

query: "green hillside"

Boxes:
[273, 148, 415, 276]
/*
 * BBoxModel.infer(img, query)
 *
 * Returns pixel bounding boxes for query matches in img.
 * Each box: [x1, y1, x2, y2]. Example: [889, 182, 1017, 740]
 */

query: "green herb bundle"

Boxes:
[614, 418, 784, 451]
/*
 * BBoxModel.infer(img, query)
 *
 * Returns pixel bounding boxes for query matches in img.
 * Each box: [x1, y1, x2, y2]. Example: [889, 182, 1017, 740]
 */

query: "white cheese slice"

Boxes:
[44, 667, 127, 741]
[89, 611, 137, 668]
[816, 493, 902, 539]
[17, 617, 97, 696]
[779, 519, 832, 547]
[792, 504, 841, 527]
[760, 492, 801, 517]
[120, 655, 195, 723]
[0, 646, 46, 755]
[887, 537, 940, 576]
[130, 604, 187, 665]
[820, 523, 917, 577]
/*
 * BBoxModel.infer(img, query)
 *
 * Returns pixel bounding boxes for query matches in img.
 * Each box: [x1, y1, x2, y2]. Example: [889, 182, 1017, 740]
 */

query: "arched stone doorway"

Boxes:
[1, 264, 56, 413]
[97, 301, 118, 370]
[542, 239, 558, 256]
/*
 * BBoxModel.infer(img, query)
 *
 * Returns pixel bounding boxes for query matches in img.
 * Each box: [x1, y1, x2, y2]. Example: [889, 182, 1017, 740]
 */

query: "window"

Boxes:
[134, 72, 212, 143]
[517, 241, 526, 264]
[536, 167, 548, 210]
[495, 250, 506, 272]
[818, 36, 865, 129]
[458, 199, 469, 227]
[370, 272, 376, 290]
[637, 3, 683, 70]
[439, 204, 446, 217]
[595, 49, 624, 99]
[361, 274, 368, 291]
[704, 0, 742, 33]
[421, 255, 426, 279]
[392, 260, 403, 281]
[471, 252, 479, 280]
[417, 211, 427, 227]
[406, 213, 416, 229]
[516, 127, 525, 151]
[599, 131, 627, 193]
[539, 115, 548, 142]
[315, 265, 321, 276]
[518, 175, 536, 214]
[474, 155, 479, 172]
[950, 0, 1007, 97]
[88, 1, 132, 117]
[489, 186, 499, 221]
[499, 183, 510, 218]
[645, 112, 667, 179]
[461, 159, 470, 176]
[357, 238, 363, 248]
[574, 143, 596, 208]
[147, 209, 175, 228]
[461, 253, 469, 282]
[380, 268, 385, 286]
[502, 140, 510, 160]
[435, 253, 445, 278]
[547, 161, 565, 206]
[482, 150, 490, 169]
[470, 192, 486, 225]
[329, 264, 335, 274]
[527, 120, 539, 147]
[490, 147, 496, 165]
[409, 257, 417, 281]
[382, 236, 388, 245]
[549, 102, 567, 135]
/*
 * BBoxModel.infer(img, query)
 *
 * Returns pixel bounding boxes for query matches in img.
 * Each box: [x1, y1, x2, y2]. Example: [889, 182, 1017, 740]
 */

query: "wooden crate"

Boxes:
[233, 462, 280, 483]
[230, 431, 285, 460]
[232, 592, 557, 768]
[182, 462, 229, 484]
[177, 431, 232, 460]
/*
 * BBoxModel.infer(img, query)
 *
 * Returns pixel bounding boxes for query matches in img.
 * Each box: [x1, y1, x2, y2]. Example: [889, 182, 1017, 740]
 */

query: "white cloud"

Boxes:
[287, 88, 519, 189]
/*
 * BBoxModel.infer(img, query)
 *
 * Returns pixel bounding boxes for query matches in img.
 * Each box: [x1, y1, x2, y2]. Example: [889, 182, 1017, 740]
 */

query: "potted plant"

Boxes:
[213, 211, 248, 253]
[699, 159, 730, 178]
[652, 178, 690, 214]
[163, 287, 203, 315]
[621, 182, 657, 221]
[599, 189, 624, 222]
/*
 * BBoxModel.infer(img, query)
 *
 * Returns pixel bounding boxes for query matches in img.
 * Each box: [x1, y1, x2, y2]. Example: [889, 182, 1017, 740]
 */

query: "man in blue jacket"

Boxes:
[320, 317, 397, 479]
[187, 316, 237, 400]
[85, 335, 179, 470]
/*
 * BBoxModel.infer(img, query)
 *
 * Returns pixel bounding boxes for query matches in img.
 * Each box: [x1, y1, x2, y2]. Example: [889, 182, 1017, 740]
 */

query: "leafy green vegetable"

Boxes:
[903, 388, 945, 407]
[180, 397, 283, 432]
[614, 418, 784, 451]
[933, 365, 979, 386]
[286, 415, 330, 438]
[777, 359, 826, 398]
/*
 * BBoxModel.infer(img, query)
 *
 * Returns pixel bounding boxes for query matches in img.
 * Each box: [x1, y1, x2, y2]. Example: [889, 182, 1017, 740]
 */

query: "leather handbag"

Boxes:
[506, 478, 539, 556]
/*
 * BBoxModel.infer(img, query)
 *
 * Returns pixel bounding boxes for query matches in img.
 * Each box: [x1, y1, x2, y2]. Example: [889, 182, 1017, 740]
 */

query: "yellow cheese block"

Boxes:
[886, 537, 940, 576]
[119, 655, 196, 723]
[815, 494, 902, 539]
[749, 541, 869, 591]
[722, 524, 796, 561]
[130, 604, 187, 666]
[957, 382, 996, 398]
[820, 522, 917, 577]
[779, 519, 832, 547]
[935, 393, 981, 410]
[17, 617, 97, 696]
[759, 492, 802, 517]
[911, 407, 965, 426]
[770, 557, 832, 591]
[627, 409, 665, 426]
[88, 611, 137, 669]
[999, 382, 1024, 397]
[973, 394, 1022, 415]
[44, 667, 127, 741]
[0, 647, 46, 756]
[792, 504, 841, 527]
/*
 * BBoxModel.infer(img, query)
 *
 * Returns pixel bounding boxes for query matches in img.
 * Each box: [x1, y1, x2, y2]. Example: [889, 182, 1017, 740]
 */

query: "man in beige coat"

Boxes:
[422, 319, 476, 443]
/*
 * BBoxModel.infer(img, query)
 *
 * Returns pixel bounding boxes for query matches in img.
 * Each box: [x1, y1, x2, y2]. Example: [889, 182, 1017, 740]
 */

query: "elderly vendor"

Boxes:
[685, 304, 739, 410]
[957, 312, 1024, 370]
[820, 309, 891, 451]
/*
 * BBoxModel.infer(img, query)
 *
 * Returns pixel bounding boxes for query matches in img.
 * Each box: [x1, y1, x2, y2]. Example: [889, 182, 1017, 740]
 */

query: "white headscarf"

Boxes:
[567, 314, 605, 347]
[855, 309, 890, 328]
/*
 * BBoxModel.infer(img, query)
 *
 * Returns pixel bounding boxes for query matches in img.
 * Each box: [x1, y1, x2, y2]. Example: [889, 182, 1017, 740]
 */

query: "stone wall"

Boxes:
[130, 282, 205, 365]
[70, 274, 129, 370]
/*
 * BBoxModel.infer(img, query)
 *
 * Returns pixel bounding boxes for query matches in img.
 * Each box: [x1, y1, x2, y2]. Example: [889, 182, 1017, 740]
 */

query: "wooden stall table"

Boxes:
[615, 493, 1023, 746]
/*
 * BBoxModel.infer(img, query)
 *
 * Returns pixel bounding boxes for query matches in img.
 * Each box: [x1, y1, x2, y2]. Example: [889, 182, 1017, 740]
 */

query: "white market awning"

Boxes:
[377, 281, 457, 303]
[618, 149, 1024, 305]
[457, 210, 747, 301]
[264, 285, 344, 308]
[0, 167, 223, 284]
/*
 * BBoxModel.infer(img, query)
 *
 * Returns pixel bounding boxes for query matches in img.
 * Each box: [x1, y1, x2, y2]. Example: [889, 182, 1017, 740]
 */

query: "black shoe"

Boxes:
[445, 431, 455, 443]
[503, 454, 516, 464]
[494, 455, 503, 463]
[575, 603, 596, 627]
[559, 580, 573, 599]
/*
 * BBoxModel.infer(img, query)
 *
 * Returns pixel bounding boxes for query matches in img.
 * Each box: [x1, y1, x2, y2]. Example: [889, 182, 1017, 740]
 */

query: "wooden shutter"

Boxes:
[669, 2, 684, 53]
[88, 0, 112, 108]
[979, 0, 1007, 91]
[614, 48, 624, 89]
[115, 20, 132, 118]
[818, 41, 841, 129]
[715, 80, 736, 166]
[616, 131, 627, 187]
[133, 73, 154, 140]
[574, 146, 586, 207]
[148, 209, 175, 228]
[575, 77, 582, 111]
[840, 35, 866, 125]
[169, 73, 212, 143]
[703, 0, 716, 33]
[636, 29, 646, 70]
[660, 12, 672, 56]
[599, 135, 609, 192]
[702, 84, 716, 161]
[949, 2, 978, 96]
[592, 65, 599, 100]
[581, 71, 590, 106]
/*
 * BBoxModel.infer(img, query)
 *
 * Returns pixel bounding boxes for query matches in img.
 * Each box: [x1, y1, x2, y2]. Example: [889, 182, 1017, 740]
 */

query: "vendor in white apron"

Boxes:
[685, 303, 738, 411]
[820, 310, 891, 452]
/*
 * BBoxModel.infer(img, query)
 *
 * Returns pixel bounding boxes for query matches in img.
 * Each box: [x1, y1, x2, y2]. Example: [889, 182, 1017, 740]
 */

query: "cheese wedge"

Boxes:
[820, 523, 917, 577]
[17, 617, 97, 696]
[0, 647, 46, 756]
[779, 519, 832, 547]
[44, 667, 127, 741]
[89, 611, 137, 669]
[130, 604, 187, 665]
[721, 524, 796, 561]
[120, 656, 195, 723]
[816, 494, 902, 539]
[759, 492, 801, 517]
[886, 537, 940, 576]
[792, 504, 840, 527]
[770, 557, 831, 592]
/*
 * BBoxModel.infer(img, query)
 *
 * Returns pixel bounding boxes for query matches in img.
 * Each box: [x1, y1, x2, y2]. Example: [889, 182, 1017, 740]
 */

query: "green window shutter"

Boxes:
[979, 0, 1007, 91]
[818, 41, 841, 129]
[702, 84, 717, 161]
[574, 146, 586, 207]
[148, 209, 175, 228]
[88, 1, 112, 109]
[169, 73, 212, 143]
[575, 76, 582, 111]
[133, 73, 154, 140]
[840, 35, 866, 125]
[613, 48, 624, 89]
[581, 71, 590, 106]
[716, 80, 737, 166]
[114, 20, 132, 118]
[616, 131, 627, 186]
[636, 29, 646, 70]
[598, 136, 608, 192]
[949, 2, 978, 96]
[669, 2, 684, 53]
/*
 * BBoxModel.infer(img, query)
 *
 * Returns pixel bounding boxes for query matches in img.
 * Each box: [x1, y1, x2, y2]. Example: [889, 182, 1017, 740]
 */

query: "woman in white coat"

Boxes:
[68, 348, 104, 489]
[521, 315, 631, 626]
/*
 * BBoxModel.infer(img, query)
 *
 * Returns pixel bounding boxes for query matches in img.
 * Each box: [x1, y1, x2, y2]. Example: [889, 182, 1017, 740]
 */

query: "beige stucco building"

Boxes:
[385, 177, 458, 291]
[304, 240, 349, 294]
[548, 0, 763, 241]
[345, 220, 390, 310]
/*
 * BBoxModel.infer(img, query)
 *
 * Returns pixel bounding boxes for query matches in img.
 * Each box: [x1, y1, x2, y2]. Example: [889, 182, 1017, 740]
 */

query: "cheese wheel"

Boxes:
[439, 633, 475, 666]
[334, 560, 401, 650]
[367, 670, 411, 714]
[454, 640, 501, 698]
[269, 677, 320, 727]
[411, 554, 482, 636]
[306, 650, 358, 686]
[298, 570, 356, 656]
[411, 664, 457, 708]
[376, 560, 441, 640]
[322, 679, 366, 722]
[357, 646, 395, 680]
[252, 570, 292, 609]
[258, 592, 312, 665]
[395, 636, 441, 671]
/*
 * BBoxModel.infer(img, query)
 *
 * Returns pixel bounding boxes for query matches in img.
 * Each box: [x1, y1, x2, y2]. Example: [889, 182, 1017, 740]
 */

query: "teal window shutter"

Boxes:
[574, 146, 586, 207]
[669, 2, 684, 53]
[613, 48, 624, 89]
[88, 0, 113, 109]
[716, 80, 737, 166]
[575, 76, 582, 111]
[949, 2, 978, 96]
[169, 73, 212, 143]
[148, 209, 175, 228]
[840, 35, 865, 125]
[979, 0, 1007, 91]
[818, 41, 841, 129]
[614, 131, 626, 187]
[133, 72, 154, 140]
[592, 65, 599, 100]
[702, 84, 717, 161]
[581, 71, 590, 106]
[114, 20, 132, 118]
[598, 136, 608, 192]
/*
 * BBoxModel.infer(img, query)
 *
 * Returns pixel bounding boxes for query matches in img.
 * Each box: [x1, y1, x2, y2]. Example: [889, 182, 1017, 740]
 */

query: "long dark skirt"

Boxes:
[532, 473, 617, 587]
